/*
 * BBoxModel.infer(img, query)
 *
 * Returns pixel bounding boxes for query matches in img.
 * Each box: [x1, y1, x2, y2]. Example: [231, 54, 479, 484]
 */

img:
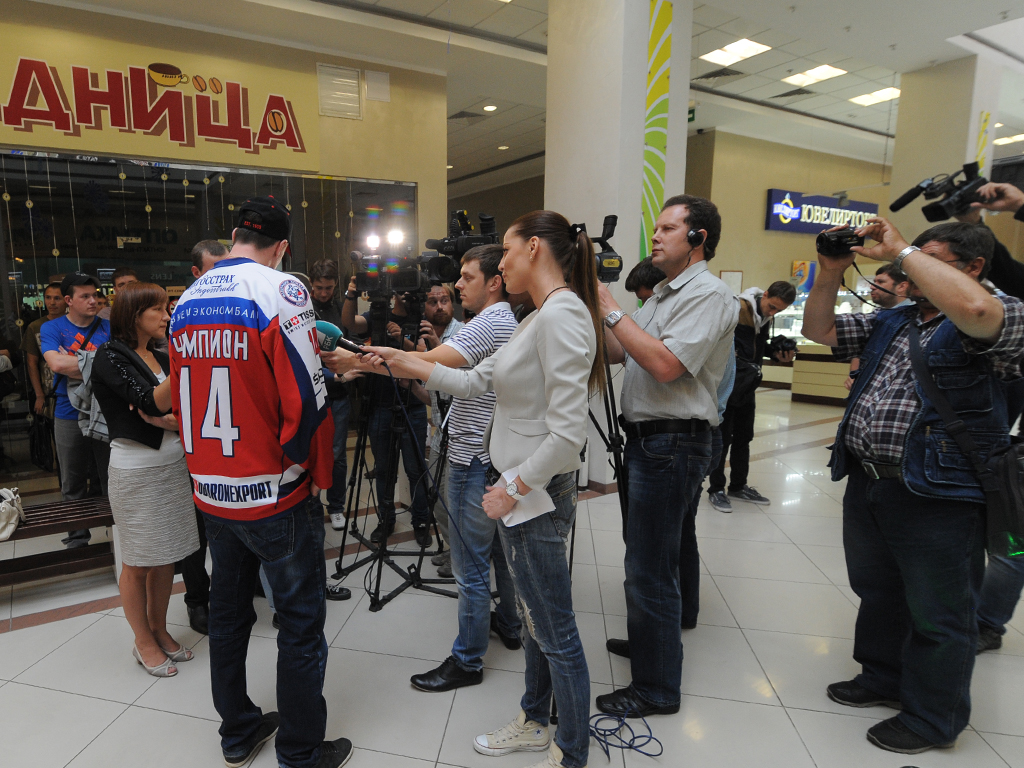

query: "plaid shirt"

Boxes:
[833, 295, 1024, 464]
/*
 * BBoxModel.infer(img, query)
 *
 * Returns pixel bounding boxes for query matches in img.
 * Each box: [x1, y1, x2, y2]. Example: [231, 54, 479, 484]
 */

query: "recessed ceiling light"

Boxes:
[995, 122, 1004, 128]
[849, 87, 900, 106]
[483, 105, 497, 112]
[994, 134, 1024, 146]
[446, 165, 454, 169]
[497, 145, 509, 150]
[782, 64, 847, 87]
[699, 38, 771, 67]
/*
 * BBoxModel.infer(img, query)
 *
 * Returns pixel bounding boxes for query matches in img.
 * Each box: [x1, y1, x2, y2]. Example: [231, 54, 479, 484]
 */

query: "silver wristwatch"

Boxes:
[893, 245, 921, 272]
[505, 480, 526, 502]
[604, 310, 626, 328]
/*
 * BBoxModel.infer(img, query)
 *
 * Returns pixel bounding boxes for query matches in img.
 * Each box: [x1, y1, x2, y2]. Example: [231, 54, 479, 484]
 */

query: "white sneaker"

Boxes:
[523, 742, 582, 768]
[473, 710, 550, 756]
[329, 511, 345, 531]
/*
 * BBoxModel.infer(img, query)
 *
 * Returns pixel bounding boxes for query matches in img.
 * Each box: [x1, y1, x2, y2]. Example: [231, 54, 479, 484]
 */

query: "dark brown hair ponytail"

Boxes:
[509, 210, 606, 392]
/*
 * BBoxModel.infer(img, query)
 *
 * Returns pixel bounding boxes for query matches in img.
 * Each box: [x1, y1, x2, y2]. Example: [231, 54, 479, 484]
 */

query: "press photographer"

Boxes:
[802, 216, 1024, 754]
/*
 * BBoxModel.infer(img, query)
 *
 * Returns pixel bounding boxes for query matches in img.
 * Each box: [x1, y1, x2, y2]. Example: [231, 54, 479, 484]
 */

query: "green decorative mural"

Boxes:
[639, 0, 672, 261]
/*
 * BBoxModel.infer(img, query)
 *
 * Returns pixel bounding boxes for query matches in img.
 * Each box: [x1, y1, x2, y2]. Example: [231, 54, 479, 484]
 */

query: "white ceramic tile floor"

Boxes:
[3, 391, 1023, 766]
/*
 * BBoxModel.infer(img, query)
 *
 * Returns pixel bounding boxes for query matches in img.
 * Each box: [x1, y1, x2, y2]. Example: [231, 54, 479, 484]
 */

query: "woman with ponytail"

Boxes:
[338, 210, 601, 768]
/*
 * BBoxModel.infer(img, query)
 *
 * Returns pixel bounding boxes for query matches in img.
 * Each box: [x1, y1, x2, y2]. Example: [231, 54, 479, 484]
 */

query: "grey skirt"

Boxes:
[108, 456, 200, 567]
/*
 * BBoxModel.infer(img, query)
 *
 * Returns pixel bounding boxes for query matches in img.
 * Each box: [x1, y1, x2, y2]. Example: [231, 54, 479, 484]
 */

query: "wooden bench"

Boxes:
[0, 498, 115, 587]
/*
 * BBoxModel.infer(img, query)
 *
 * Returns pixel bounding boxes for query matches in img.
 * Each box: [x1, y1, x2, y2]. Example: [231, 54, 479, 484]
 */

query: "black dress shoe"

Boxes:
[490, 611, 521, 650]
[187, 604, 209, 635]
[326, 582, 352, 601]
[414, 523, 431, 548]
[606, 638, 630, 658]
[866, 716, 955, 754]
[370, 520, 394, 544]
[596, 686, 679, 718]
[681, 619, 697, 630]
[410, 656, 483, 692]
[977, 626, 1003, 653]
[224, 711, 280, 768]
[826, 679, 901, 709]
[314, 736, 354, 768]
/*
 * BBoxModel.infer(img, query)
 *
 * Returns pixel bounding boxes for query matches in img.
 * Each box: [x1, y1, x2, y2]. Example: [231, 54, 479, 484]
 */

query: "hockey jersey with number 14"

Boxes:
[169, 257, 334, 522]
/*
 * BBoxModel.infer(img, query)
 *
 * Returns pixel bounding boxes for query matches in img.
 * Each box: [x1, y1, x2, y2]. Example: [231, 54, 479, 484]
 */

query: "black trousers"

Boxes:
[177, 505, 210, 609]
[708, 397, 756, 494]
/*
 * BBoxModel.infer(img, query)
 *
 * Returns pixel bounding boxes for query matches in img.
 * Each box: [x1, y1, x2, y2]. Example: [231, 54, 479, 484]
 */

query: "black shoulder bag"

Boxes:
[908, 325, 1024, 557]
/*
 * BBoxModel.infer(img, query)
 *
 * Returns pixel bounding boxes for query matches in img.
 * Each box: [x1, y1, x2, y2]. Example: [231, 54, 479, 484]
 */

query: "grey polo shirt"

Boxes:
[620, 260, 739, 426]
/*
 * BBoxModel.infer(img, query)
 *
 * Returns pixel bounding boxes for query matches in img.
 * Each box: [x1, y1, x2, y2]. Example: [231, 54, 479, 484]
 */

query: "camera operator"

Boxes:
[952, 182, 1024, 653]
[420, 284, 464, 574]
[341, 277, 433, 546]
[802, 217, 1024, 754]
[707, 281, 796, 513]
[595, 195, 739, 719]
[843, 264, 911, 391]
[623, 257, 666, 302]
[387, 244, 523, 693]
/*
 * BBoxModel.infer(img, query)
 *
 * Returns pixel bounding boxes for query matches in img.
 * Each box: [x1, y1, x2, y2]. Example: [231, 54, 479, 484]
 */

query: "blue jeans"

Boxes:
[977, 554, 1024, 635]
[326, 398, 351, 515]
[624, 431, 712, 707]
[681, 427, 722, 627]
[843, 464, 985, 745]
[496, 473, 589, 768]
[368, 404, 430, 527]
[447, 458, 520, 671]
[204, 498, 329, 768]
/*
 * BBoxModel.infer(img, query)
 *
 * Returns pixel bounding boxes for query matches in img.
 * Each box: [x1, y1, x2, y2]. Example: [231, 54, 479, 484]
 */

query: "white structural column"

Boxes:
[545, 0, 693, 488]
[663, 1, 693, 201]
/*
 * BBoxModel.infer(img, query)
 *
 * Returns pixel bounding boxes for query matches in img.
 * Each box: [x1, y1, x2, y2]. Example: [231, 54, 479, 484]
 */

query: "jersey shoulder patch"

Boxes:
[279, 279, 309, 307]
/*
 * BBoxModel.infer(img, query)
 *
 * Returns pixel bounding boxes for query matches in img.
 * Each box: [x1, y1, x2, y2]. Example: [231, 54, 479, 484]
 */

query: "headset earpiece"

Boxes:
[687, 229, 706, 248]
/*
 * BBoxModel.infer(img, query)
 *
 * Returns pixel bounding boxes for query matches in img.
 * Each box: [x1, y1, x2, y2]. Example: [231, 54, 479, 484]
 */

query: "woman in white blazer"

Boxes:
[356, 210, 605, 768]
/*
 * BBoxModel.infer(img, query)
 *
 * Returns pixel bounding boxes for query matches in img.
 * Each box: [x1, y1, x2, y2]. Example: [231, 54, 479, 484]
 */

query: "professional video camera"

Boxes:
[592, 215, 623, 283]
[425, 210, 501, 264]
[890, 162, 988, 222]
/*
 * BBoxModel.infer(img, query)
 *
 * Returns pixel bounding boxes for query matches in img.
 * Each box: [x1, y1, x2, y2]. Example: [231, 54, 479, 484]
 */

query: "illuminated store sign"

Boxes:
[765, 189, 878, 235]
[0, 23, 319, 171]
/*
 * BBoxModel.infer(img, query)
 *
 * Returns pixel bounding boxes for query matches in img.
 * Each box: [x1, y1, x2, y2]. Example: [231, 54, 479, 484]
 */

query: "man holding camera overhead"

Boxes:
[595, 194, 738, 718]
[802, 216, 1024, 755]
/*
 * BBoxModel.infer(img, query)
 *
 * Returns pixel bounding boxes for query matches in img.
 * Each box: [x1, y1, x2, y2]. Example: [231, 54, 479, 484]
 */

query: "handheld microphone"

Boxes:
[315, 320, 364, 355]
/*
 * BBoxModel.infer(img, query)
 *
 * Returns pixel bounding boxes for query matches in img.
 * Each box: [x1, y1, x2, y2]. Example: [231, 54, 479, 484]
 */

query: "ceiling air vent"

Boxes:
[773, 88, 816, 98]
[692, 67, 746, 82]
[448, 111, 489, 127]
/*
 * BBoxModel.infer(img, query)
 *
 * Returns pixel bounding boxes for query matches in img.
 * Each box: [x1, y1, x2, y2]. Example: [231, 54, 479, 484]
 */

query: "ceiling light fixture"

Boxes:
[782, 64, 847, 87]
[497, 145, 509, 150]
[994, 134, 1024, 146]
[996, 122, 1004, 127]
[446, 164, 453, 169]
[699, 38, 771, 67]
[483, 105, 497, 112]
[849, 87, 900, 106]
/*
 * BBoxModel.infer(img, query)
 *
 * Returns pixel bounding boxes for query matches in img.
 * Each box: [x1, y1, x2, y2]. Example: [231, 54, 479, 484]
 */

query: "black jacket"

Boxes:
[92, 340, 169, 450]
[729, 294, 771, 407]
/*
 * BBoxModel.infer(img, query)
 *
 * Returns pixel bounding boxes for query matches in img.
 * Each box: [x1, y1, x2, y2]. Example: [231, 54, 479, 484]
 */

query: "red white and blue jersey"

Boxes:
[169, 257, 333, 522]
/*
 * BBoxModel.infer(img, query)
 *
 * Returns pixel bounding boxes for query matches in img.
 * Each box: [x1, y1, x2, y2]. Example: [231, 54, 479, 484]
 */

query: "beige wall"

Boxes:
[448, 176, 546, 236]
[685, 131, 716, 200]
[1, 0, 448, 242]
[696, 131, 891, 291]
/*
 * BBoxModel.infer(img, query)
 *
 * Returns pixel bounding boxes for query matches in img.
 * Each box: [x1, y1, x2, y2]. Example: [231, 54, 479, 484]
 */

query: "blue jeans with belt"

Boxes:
[624, 430, 712, 707]
[843, 464, 985, 745]
[447, 457, 520, 671]
[204, 497, 329, 768]
[368, 403, 430, 527]
[496, 473, 589, 768]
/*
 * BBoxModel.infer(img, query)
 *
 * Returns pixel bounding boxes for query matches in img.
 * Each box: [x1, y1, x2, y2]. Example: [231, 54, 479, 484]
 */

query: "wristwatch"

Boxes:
[893, 245, 921, 272]
[345, 292, 358, 301]
[505, 480, 526, 502]
[604, 310, 626, 328]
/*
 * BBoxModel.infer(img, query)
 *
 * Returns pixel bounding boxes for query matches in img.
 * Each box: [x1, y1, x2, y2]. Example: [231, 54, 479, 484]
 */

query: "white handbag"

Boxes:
[0, 487, 25, 541]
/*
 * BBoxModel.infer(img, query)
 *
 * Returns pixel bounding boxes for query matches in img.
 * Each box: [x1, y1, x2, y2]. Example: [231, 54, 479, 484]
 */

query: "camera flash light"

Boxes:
[387, 229, 404, 245]
[366, 234, 380, 250]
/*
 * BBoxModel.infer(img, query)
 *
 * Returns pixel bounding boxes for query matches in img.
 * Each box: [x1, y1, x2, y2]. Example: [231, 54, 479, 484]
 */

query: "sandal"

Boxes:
[158, 641, 194, 663]
[133, 645, 178, 677]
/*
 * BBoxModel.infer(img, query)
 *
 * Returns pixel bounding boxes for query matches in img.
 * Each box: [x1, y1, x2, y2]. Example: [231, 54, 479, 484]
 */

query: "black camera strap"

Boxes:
[907, 324, 1001, 495]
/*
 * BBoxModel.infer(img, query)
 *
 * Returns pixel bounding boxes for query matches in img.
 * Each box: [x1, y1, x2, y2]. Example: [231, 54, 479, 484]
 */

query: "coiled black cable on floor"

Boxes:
[588, 711, 663, 759]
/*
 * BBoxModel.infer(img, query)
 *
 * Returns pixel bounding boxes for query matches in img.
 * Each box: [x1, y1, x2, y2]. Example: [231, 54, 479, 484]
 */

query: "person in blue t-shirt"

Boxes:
[41, 272, 111, 549]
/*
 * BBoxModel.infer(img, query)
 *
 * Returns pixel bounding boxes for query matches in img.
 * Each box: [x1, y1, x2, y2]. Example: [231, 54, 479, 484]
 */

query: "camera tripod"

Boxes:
[586, 348, 629, 540]
[331, 334, 457, 611]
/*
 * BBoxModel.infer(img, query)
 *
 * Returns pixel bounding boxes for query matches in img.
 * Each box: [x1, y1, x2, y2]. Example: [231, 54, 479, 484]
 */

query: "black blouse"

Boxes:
[92, 340, 170, 450]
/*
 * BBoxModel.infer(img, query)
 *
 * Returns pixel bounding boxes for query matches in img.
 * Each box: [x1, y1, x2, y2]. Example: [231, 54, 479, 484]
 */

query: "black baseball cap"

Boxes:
[236, 196, 291, 242]
[60, 271, 101, 297]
